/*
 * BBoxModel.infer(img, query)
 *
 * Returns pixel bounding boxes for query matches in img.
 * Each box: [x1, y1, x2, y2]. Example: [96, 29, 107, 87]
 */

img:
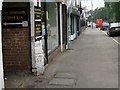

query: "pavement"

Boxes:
[5, 27, 118, 88]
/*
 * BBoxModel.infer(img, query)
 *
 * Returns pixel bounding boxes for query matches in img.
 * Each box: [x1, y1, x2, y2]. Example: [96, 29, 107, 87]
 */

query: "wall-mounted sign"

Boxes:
[35, 21, 42, 36]
[2, 7, 29, 28]
[34, 6, 42, 20]
[34, 6, 42, 39]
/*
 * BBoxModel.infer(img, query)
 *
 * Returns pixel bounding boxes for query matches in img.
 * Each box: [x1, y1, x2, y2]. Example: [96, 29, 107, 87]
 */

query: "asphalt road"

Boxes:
[102, 30, 120, 45]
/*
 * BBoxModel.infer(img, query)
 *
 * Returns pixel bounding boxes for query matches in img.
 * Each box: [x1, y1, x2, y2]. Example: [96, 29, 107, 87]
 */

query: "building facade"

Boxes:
[1, 0, 68, 75]
[2, 0, 44, 75]
[0, 0, 84, 89]
[1, 0, 81, 77]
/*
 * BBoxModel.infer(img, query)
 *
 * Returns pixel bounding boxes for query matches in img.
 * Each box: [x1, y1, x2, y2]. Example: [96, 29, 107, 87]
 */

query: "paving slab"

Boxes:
[49, 78, 75, 86]
[54, 72, 77, 79]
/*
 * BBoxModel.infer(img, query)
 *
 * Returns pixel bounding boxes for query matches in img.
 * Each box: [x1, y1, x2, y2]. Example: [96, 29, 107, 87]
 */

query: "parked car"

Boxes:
[107, 22, 120, 36]
[100, 22, 109, 30]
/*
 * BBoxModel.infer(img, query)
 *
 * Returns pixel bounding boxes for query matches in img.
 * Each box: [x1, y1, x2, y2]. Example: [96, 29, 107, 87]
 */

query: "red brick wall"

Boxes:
[3, 28, 30, 71]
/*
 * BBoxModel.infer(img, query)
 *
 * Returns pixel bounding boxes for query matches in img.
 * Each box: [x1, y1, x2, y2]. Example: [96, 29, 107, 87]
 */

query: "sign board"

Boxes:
[34, 6, 42, 39]
[34, 6, 42, 19]
[2, 7, 28, 28]
[35, 20, 42, 37]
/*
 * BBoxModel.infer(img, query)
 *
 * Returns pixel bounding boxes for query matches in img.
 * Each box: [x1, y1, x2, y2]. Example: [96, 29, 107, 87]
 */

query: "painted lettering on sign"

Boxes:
[2, 7, 28, 28]
[34, 6, 42, 39]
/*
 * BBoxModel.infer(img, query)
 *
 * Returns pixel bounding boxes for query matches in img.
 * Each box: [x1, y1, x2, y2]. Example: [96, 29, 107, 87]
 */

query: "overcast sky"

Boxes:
[81, 0, 105, 11]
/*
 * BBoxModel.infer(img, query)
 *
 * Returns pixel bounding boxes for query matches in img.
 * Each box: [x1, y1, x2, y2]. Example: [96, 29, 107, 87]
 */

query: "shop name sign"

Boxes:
[34, 6, 41, 19]
[34, 6, 42, 38]
[2, 7, 28, 28]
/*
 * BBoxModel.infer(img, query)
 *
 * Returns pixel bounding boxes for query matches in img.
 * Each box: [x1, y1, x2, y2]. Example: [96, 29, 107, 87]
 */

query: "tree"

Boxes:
[92, 7, 107, 22]
[88, 1, 120, 22]
[104, 1, 120, 22]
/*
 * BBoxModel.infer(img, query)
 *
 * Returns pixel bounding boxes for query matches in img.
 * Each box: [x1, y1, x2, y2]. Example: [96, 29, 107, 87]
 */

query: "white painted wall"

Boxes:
[0, 0, 5, 89]
[30, 2, 36, 73]
[31, 1, 45, 75]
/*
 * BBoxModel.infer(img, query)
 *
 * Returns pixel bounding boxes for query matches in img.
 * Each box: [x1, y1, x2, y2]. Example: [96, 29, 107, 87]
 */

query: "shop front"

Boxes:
[2, 0, 46, 75]
[69, 5, 80, 41]
[46, 2, 59, 53]
[46, 2, 61, 63]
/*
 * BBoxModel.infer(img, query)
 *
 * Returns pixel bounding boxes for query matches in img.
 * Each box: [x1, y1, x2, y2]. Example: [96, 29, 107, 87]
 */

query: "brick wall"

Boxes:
[3, 28, 30, 71]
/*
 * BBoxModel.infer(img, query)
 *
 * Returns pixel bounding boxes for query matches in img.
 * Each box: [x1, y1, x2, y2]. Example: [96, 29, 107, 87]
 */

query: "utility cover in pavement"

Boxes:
[54, 72, 77, 79]
[49, 78, 75, 86]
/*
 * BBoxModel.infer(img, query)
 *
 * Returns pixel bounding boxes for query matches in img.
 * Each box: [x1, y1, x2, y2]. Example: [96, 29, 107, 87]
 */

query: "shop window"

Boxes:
[46, 2, 59, 53]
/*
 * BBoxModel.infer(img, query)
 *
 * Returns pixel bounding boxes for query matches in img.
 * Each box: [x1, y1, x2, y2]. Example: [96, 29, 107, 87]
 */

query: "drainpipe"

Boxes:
[60, 3, 63, 52]
[30, 1, 36, 72]
[0, 0, 5, 89]
[67, 5, 72, 49]
[66, 10, 70, 49]
[79, 1, 81, 35]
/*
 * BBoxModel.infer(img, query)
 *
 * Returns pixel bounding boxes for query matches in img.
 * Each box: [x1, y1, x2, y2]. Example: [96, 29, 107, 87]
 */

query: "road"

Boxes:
[101, 30, 120, 45]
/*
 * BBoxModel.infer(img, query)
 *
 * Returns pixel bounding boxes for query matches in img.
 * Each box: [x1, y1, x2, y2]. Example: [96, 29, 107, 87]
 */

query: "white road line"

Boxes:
[112, 38, 120, 45]
[101, 31, 120, 45]
[102, 31, 107, 35]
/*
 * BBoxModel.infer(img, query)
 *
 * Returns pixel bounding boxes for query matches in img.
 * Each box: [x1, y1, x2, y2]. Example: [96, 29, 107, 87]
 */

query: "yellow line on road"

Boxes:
[112, 38, 120, 45]
[101, 31, 120, 45]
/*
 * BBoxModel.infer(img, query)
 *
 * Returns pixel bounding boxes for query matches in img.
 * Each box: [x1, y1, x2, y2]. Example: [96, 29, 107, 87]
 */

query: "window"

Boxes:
[46, 2, 59, 53]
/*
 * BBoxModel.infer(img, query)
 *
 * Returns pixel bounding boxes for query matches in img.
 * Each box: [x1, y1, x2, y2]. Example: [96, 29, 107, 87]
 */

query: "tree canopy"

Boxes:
[91, 1, 120, 22]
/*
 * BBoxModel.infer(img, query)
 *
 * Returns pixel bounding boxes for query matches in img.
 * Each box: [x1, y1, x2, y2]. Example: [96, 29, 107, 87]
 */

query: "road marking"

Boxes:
[101, 31, 107, 35]
[112, 38, 120, 45]
[101, 31, 120, 45]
